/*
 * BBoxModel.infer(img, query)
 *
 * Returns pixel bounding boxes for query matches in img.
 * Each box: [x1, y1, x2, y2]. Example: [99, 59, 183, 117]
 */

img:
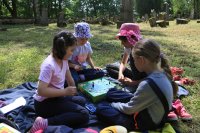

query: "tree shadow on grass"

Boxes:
[141, 29, 167, 37]
[90, 36, 121, 51]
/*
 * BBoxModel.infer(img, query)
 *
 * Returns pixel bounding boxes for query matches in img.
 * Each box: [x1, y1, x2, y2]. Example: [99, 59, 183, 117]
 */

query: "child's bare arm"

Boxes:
[37, 80, 77, 97]
[87, 54, 101, 70]
[68, 61, 82, 71]
[65, 69, 75, 86]
[86, 54, 95, 69]
[68, 61, 77, 68]
[119, 52, 129, 80]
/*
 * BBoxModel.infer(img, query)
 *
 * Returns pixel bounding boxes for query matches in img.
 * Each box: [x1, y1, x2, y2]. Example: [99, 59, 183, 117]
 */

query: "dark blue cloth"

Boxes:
[106, 88, 133, 103]
[96, 102, 135, 131]
[34, 96, 89, 127]
[0, 82, 37, 133]
[70, 68, 105, 85]
[96, 88, 135, 131]
[44, 125, 73, 133]
[0, 82, 103, 133]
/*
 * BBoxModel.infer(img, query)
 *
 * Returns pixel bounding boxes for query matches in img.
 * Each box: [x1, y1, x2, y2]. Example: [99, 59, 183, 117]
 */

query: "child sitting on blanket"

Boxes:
[29, 31, 89, 133]
[68, 22, 104, 85]
[96, 39, 175, 131]
[116, 23, 147, 89]
[115, 23, 192, 121]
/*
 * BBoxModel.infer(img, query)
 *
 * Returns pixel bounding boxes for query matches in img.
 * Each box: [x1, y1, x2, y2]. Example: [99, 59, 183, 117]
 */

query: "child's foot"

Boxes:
[170, 67, 184, 75]
[29, 117, 48, 133]
[173, 99, 192, 121]
[180, 78, 195, 86]
[176, 106, 192, 121]
[167, 111, 178, 121]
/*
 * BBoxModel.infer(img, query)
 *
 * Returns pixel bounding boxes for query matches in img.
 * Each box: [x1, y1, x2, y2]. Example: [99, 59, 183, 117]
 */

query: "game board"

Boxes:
[78, 77, 121, 103]
[0, 123, 20, 133]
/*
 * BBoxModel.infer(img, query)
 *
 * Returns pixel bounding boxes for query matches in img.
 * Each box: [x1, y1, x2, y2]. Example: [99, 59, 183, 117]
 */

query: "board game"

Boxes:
[0, 123, 20, 133]
[78, 77, 121, 103]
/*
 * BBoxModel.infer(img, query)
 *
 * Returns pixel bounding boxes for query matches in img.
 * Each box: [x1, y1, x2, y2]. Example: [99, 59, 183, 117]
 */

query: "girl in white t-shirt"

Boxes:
[68, 22, 104, 85]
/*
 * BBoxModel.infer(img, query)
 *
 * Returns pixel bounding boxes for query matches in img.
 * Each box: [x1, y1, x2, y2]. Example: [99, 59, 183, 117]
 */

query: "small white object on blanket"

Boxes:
[0, 96, 26, 114]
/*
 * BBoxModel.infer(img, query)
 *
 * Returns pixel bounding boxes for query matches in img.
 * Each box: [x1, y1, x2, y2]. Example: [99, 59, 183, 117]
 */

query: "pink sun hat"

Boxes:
[116, 23, 142, 45]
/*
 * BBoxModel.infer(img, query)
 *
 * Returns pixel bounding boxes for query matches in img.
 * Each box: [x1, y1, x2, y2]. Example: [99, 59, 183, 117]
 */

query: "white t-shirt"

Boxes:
[69, 41, 93, 68]
[34, 54, 69, 102]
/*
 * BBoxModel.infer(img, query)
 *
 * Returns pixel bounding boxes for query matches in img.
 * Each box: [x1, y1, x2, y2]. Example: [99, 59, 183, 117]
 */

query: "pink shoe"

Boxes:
[173, 99, 192, 121]
[29, 117, 48, 133]
[168, 111, 178, 121]
[170, 67, 184, 76]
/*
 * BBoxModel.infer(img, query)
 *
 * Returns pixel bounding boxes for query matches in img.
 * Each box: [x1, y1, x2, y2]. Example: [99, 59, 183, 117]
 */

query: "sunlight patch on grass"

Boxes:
[0, 48, 44, 88]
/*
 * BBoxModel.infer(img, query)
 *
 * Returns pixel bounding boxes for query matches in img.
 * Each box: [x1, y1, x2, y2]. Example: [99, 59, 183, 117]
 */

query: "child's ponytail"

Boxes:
[160, 55, 178, 97]
[52, 31, 77, 60]
[53, 37, 66, 60]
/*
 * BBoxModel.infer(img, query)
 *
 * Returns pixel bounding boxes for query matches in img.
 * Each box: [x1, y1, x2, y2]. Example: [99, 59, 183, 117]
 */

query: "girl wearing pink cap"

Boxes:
[117, 23, 147, 88]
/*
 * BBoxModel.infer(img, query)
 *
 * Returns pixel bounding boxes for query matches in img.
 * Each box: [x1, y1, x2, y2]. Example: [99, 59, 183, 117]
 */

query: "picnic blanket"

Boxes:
[0, 82, 105, 133]
[0, 81, 185, 133]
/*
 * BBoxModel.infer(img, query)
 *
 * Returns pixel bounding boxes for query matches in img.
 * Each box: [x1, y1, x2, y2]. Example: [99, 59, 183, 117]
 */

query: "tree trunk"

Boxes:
[40, 7, 48, 26]
[2, 0, 17, 18]
[54, 0, 58, 18]
[33, 0, 40, 24]
[58, 0, 62, 12]
[91, 1, 97, 17]
[48, 0, 51, 18]
[194, 0, 200, 19]
[11, 0, 17, 18]
[117, 0, 134, 28]
[0, 1, 2, 16]
[27, 0, 32, 18]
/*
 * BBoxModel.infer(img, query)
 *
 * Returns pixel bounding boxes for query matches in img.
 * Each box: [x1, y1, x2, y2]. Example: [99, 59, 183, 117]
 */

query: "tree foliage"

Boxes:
[171, 0, 192, 16]
[0, 0, 120, 19]
[0, 0, 199, 19]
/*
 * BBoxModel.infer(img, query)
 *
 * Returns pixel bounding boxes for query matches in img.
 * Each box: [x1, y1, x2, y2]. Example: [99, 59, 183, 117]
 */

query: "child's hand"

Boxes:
[121, 77, 139, 86]
[120, 77, 132, 86]
[94, 66, 101, 70]
[122, 77, 132, 85]
[65, 86, 77, 96]
[118, 73, 125, 81]
[74, 65, 82, 71]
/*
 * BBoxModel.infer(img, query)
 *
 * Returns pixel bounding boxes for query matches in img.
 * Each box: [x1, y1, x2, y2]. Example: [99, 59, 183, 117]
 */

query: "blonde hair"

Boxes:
[133, 39, 178, 96]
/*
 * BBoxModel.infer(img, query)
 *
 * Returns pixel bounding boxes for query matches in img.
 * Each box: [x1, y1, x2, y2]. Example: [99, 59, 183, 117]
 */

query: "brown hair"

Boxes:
[133, 39, 178, 96]
[53, 31, 77, 60]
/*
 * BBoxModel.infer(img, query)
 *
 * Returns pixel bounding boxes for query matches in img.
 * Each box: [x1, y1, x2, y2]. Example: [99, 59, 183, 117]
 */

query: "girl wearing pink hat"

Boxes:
[116, 23, 146, 88]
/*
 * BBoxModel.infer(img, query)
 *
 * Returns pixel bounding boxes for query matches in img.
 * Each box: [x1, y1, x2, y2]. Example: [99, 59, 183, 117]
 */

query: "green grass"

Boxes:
[0, 21, 200, 132]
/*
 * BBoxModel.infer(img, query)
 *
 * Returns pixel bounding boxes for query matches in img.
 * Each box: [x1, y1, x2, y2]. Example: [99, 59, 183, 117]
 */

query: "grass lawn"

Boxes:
[0, 21, 200, 132]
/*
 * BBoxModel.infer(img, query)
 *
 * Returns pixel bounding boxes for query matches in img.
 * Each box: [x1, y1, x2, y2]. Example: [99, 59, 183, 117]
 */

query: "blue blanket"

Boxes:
[0, 82, 105, 133]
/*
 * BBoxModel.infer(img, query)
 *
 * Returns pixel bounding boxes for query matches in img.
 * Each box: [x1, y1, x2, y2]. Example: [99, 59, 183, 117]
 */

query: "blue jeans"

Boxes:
[96, 102, 135, 131]
[96, 88, 135, 130]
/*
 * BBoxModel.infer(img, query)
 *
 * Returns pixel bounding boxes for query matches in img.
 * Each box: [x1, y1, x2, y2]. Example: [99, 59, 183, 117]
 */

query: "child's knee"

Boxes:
[80, 108, 89, 122]
[78, 96, 87, 105]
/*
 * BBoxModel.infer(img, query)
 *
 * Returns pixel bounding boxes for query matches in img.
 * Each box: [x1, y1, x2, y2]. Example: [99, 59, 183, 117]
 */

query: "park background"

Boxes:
[0, 0, 200, 132]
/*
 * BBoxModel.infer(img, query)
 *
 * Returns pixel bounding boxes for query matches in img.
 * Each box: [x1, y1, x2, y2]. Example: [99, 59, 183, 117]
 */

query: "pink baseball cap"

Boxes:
[116, 23, 142, 45]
